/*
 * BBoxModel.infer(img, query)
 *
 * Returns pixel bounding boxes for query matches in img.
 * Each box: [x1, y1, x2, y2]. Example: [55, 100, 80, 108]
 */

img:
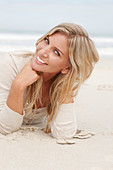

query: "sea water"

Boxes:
[0, 31, 113, 58]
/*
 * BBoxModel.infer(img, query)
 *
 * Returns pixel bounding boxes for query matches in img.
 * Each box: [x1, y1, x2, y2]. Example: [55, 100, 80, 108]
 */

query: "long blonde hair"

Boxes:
[23, 23, 99, 132]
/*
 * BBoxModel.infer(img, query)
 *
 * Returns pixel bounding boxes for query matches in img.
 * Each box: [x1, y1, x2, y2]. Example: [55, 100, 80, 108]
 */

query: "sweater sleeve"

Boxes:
[50, 101, 77, 144]
[0, 53, 25, 135]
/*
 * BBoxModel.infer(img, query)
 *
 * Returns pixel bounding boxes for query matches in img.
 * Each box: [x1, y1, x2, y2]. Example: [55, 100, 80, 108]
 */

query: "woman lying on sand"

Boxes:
[0, 23, 99, 142]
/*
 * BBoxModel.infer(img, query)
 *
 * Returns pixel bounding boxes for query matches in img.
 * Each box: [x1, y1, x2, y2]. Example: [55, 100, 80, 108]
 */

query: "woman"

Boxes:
[0, 23, 99, 143]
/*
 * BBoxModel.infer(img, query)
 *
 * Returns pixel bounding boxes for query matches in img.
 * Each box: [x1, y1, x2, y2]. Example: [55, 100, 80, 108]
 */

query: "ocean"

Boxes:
[0, 31, 113, 58]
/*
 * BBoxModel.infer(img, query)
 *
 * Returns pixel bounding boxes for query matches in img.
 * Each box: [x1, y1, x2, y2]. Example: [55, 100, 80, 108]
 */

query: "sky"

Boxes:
[0, 0, 113, 35]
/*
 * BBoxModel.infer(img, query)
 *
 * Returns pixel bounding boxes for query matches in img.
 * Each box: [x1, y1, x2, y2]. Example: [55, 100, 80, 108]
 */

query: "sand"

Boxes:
[0, 56, 113, 170]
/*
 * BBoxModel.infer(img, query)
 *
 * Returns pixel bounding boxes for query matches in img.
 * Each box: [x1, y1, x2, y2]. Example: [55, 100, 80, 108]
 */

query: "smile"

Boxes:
[36, 56, 48, 65]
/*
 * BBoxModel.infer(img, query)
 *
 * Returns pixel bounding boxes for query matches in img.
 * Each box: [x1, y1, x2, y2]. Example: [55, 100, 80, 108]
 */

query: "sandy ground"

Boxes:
[0, 56, 113, 170]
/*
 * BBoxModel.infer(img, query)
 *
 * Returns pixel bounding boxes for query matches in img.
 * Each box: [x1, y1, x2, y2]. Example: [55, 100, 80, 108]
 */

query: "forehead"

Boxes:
[49, 32, 69, 55]
[49, 32, 68, 45]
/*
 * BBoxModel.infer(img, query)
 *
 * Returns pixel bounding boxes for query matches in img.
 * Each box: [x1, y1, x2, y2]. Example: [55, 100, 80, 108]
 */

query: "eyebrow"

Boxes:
[48, 36, 64, 56]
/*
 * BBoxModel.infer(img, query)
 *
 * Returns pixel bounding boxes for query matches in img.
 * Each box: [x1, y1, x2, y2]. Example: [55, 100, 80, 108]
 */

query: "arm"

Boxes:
[50, 98, 77, 142]
[6, 81, 25, 116]
[6, 61, 40, 115]
[0, 53, 40, 134]
[0, 53, 24, 134]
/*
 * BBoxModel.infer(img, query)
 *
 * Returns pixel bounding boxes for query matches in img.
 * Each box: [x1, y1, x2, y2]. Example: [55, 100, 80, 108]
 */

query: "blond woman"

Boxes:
[0, 23, 99, 143]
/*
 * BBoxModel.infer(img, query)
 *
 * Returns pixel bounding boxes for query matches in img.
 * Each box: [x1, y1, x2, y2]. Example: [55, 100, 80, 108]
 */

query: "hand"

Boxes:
[13, 61, 41, 90]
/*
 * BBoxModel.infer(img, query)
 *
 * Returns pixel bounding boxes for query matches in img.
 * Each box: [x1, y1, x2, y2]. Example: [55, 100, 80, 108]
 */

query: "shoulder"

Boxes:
[0, 50, 33, 67]
[0, 51, 33, 85]
[0, 52, 12, 63]
[9, 50, 33, 72]
[0, 52, 15, 72]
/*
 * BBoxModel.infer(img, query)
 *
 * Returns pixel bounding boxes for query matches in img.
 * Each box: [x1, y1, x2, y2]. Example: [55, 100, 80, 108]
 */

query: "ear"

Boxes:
[61, 66, 70, 74]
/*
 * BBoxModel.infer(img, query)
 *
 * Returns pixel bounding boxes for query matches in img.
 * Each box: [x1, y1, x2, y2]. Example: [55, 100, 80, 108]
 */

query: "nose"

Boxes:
[40, 46, 50, 58]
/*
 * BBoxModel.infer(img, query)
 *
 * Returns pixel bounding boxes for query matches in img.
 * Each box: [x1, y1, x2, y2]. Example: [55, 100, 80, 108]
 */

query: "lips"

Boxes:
[35, 56, 48, 65]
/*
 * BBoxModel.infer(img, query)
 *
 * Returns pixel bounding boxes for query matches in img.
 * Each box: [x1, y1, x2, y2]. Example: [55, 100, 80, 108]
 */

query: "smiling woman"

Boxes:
[31, 32, 69, 76]
[0, 23, 99, 143]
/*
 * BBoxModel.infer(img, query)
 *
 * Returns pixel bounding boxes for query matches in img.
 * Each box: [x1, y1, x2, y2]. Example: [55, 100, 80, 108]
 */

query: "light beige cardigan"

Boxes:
[0, 52, 77, 143]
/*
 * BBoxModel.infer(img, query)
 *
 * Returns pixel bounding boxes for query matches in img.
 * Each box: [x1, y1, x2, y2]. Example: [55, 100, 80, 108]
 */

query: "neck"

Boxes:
[42, 72, 58, 84]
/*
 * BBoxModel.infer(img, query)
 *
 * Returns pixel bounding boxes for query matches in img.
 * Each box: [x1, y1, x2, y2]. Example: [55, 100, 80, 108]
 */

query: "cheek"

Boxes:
[36, 44, 42, 51]
[49, 57, 66, 70]
[36, 40, 45, 50]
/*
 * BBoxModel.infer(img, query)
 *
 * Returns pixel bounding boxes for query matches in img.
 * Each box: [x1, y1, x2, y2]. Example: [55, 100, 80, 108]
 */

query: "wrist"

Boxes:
[12, 79, 26, 91]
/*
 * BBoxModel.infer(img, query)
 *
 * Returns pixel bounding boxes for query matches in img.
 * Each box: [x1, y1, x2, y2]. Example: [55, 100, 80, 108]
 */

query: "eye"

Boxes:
[54, 50, 60, 56]
[45, 37, 49, 44]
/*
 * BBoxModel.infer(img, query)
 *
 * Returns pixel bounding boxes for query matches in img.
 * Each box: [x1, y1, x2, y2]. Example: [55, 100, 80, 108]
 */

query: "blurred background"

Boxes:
[0, 0, 113, 57]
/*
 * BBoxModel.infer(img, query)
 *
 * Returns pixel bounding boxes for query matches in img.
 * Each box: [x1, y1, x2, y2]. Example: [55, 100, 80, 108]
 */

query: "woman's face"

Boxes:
[31, 32, 69, 78]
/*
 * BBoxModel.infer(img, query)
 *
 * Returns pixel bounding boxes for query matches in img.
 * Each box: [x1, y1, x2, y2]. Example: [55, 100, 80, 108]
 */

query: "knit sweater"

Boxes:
[0, 51, 77, 143]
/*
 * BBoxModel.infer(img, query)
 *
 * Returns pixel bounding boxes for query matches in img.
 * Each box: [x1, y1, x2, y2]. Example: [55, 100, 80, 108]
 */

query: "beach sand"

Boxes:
[0, 57, 113, 170]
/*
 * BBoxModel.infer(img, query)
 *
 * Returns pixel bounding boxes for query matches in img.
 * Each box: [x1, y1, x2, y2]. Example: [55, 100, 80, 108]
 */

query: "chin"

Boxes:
[31, 60, 45, 74]
[31, 60, 39, 71]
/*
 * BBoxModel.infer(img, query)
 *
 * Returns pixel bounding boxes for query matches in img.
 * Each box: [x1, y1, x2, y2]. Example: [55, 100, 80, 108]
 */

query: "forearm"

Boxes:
[51, 102, 77, 143]
[6, 80, 25, 115]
